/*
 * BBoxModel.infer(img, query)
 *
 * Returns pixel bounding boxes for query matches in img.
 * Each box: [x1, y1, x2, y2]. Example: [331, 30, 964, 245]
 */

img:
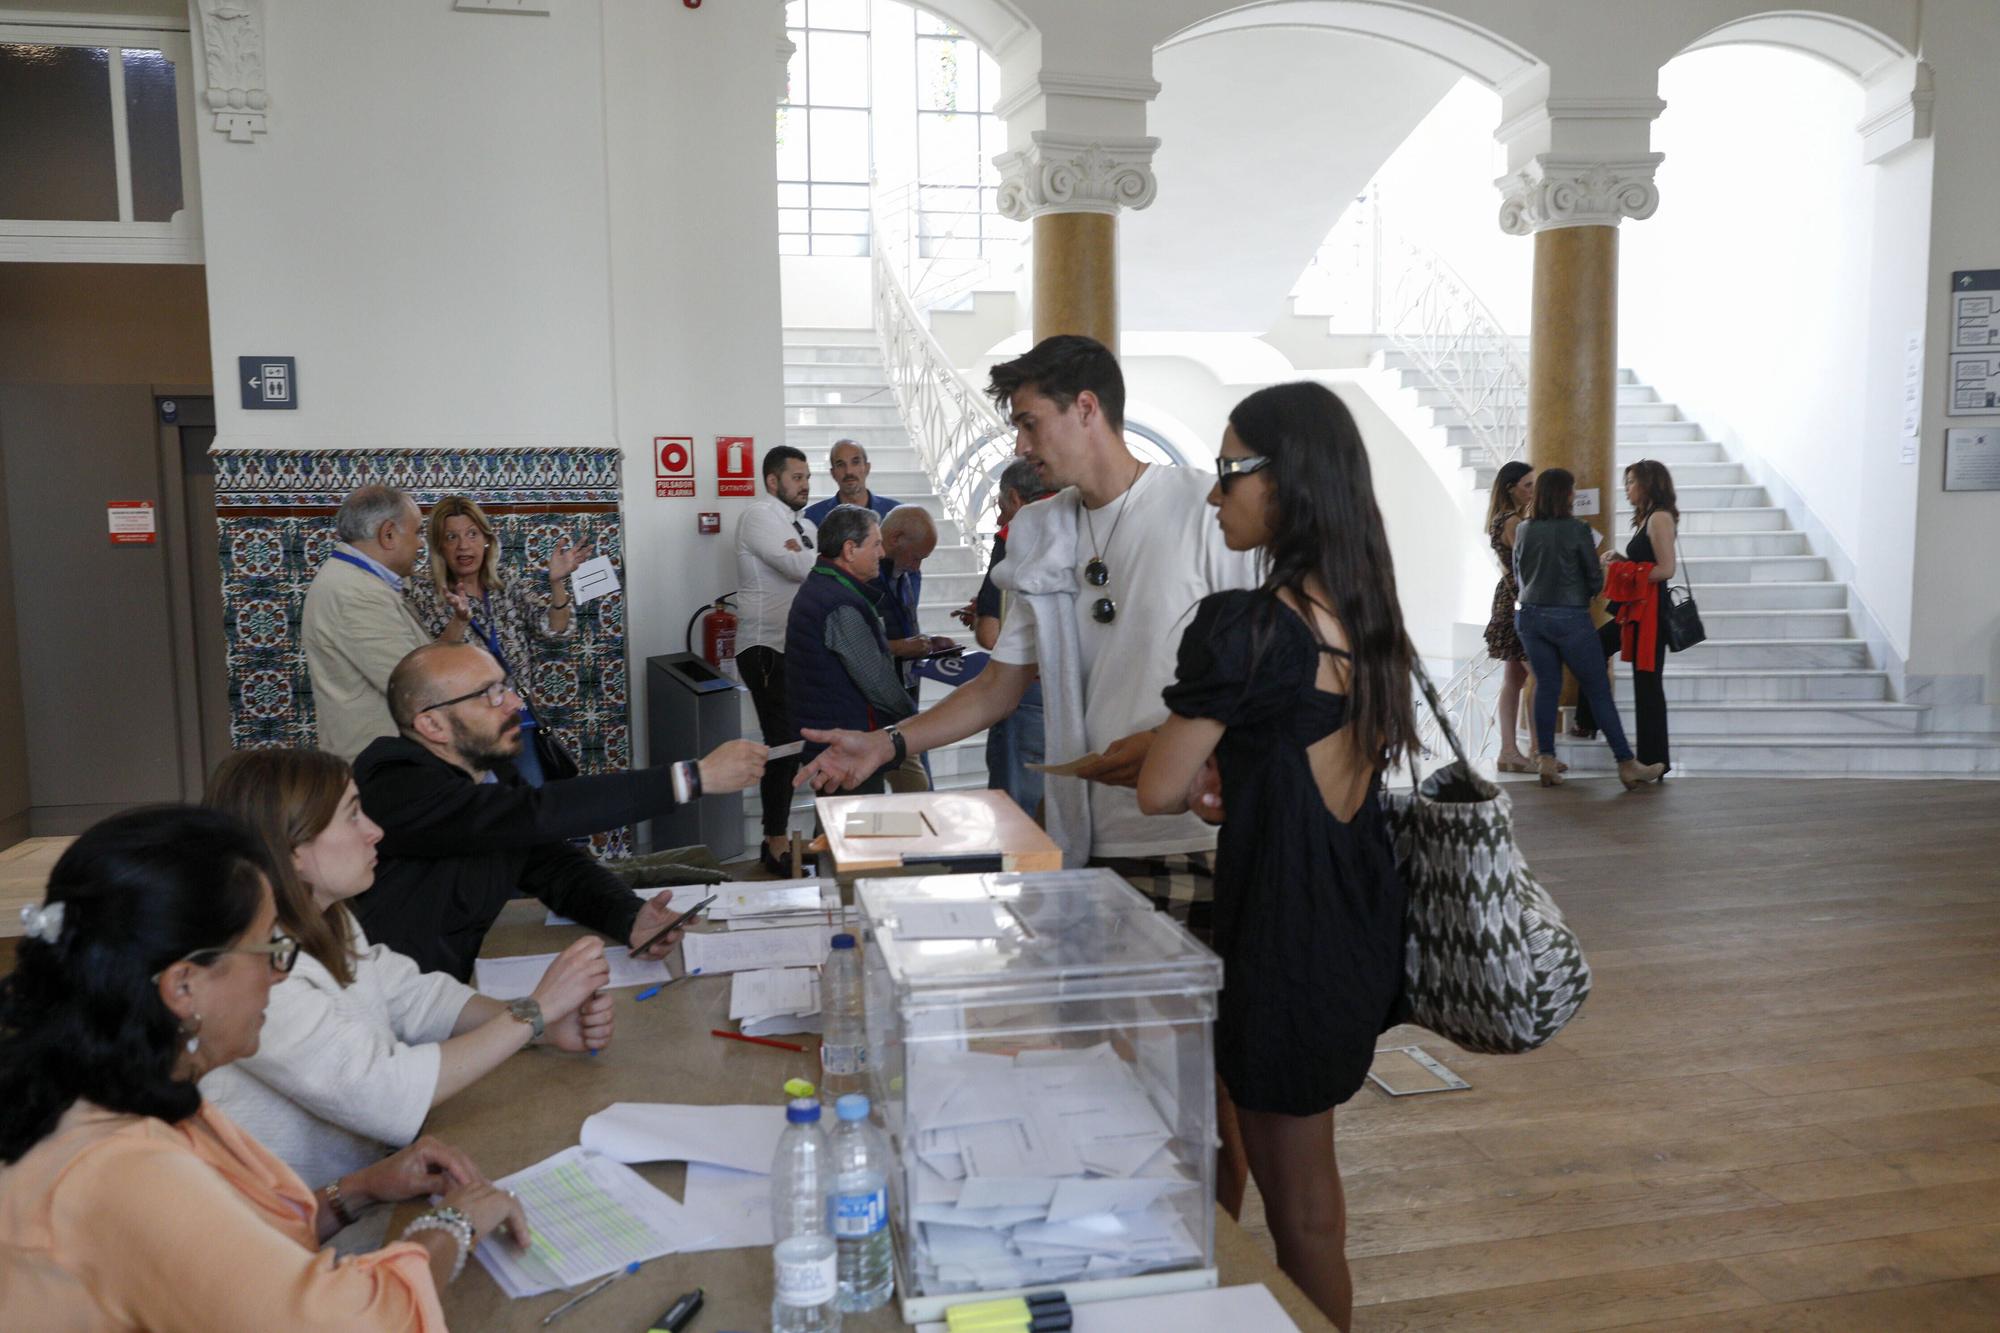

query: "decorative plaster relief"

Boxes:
[194, 0, 268, 143]
[994, 134, 1159, 221]
[1497, 156, 1662, 235]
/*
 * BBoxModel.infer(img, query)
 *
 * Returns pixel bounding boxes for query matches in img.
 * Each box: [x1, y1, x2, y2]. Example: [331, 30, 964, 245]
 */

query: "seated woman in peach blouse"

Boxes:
[0, 806, 531, 1332]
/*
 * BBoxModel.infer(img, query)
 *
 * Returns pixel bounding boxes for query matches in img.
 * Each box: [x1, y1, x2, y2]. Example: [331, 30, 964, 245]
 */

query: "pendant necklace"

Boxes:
[1082, 460, 1145, 624]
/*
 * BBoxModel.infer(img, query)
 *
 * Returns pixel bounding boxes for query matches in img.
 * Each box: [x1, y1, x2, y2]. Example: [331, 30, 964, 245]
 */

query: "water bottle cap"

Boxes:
[835, 1093, 870, 1121]
[785, 1097, 822, 1123]
[831, 933, 856, 949]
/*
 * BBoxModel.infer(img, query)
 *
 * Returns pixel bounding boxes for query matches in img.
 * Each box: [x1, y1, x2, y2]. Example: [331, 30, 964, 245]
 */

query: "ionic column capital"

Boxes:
[1497, 155, 1663, 236]
[995, 134, 1159, 222]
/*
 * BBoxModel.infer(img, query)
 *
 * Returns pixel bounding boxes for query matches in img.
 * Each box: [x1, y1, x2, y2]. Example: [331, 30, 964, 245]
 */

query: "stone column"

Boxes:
[1499, 157, 1662, 551]
[996, 135, 1158, 354]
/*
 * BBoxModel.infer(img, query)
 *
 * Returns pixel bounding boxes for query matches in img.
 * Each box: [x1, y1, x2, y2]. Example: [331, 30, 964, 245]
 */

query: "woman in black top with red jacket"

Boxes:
[1573, 459, 1679, 777]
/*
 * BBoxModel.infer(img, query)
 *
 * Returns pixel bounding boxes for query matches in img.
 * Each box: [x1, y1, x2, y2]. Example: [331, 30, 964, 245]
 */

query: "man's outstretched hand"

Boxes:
[794, 727, 896, 792]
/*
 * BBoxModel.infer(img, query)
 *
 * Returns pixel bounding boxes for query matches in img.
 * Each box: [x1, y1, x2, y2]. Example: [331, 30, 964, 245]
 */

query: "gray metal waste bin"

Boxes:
[644, 653, 745, 861]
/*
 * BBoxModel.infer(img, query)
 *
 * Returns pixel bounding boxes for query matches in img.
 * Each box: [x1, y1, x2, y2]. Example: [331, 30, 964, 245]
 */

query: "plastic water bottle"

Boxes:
[819, 933, 867, 1100]
[771, 1096, 840, 1333]
[828, 1093, 893, 1312]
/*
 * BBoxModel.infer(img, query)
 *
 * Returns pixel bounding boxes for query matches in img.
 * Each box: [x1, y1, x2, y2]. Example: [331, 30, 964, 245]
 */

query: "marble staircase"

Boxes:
[738, 329, 995, 849]
[1373, 348, 2000, 777]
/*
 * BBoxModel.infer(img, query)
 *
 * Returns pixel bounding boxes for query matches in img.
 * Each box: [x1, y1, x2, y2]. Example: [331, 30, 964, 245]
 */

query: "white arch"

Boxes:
[1156, 0, 1542, 91]
[1678, 10, 1912, 84]
[896, 0, 1035, 59]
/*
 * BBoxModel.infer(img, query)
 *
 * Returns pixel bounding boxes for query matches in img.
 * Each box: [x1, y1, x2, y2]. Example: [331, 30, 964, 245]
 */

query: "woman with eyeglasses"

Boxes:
[1138, 381, 1416, 1329]
[201, 748, 614, 1247]
[0, 805, 528, 1331]
[405, 495, 594, 786]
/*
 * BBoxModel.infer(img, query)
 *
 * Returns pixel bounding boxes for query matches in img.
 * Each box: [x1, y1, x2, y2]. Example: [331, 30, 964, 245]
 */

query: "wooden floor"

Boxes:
[1232, 776, 2000, 1330]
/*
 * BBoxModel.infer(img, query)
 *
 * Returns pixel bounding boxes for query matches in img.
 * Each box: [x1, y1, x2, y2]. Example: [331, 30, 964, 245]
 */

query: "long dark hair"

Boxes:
[0, 806, 272, 1162]
[1531, 468, 1576, 521]
[1227, 381, 1418, 767]
[1485, 460, 1533, 531]
[206, 748, 359, 987]
[1624, 458, 1679, 527]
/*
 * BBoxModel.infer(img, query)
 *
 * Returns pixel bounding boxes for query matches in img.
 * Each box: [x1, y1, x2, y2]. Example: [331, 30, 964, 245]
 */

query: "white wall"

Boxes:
[1909, 0, 2000, 691]
[1122, 27, 1456, 332]
[1619, 46, 1920, 656]
[192, 0, 787, 761]
[196, 1, 617, 451]
[781, 256, 872, 328]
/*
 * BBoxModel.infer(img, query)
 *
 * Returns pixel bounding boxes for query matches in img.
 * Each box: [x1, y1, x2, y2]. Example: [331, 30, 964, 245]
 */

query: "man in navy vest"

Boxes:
[784, 504, 915, 795]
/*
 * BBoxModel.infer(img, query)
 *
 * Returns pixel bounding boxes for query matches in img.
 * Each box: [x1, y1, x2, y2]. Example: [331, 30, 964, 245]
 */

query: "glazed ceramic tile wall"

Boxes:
[213, 447, 630, 853]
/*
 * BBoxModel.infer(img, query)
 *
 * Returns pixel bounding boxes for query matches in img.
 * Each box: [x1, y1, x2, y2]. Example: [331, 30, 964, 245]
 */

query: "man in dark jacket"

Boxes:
[784, 504, 915, 796]
[350, 641, 767, 980]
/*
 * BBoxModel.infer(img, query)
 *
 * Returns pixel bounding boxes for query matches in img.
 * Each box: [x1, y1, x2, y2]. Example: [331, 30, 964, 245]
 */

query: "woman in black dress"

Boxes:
[1138, 381, 1415, 1330]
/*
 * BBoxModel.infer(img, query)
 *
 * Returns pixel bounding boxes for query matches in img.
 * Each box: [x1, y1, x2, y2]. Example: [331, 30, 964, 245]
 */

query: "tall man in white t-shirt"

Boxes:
[798, 335, 1257, 928]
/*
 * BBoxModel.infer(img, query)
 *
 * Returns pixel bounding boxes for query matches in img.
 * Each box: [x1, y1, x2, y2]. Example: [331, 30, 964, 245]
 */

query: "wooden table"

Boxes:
[815, 790, 1062, 877]
[401, 898, 1332, 1332]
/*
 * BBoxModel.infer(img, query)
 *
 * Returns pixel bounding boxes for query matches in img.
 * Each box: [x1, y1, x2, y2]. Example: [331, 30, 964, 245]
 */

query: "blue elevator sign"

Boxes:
[239, 356, 298, 410]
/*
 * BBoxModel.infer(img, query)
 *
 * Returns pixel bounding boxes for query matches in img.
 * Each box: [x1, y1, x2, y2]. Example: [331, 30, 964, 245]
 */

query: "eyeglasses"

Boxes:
[154, 931, 301, 981]
[1216, 454, 1271, 488]
[418, 677, 519, 713]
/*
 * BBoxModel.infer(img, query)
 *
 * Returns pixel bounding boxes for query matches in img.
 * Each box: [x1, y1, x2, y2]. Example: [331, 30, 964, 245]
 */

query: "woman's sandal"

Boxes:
[1496, 755, 1533, 774]
[1528, 753, 1570, 773]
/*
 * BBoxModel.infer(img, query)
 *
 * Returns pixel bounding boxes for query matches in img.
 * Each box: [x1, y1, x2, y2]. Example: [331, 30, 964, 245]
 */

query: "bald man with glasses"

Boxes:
[348, 642, 767, 980]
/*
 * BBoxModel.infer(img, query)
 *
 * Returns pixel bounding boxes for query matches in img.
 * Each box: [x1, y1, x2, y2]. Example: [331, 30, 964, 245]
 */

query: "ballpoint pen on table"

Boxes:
[539, 1260, 640, 1327]
[710, 1028, 808, 1053]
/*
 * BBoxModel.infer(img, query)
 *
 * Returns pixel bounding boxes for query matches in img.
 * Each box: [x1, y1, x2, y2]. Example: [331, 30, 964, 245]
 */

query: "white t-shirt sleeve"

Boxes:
[741, 503, 817, 582]
[990, 601, 1039, 666]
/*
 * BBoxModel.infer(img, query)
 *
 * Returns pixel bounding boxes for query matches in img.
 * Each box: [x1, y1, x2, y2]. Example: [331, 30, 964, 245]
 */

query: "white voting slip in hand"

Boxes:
[579, 1102, 789, 1175]
[473, 946, 669, 1001]
[568, 555, 621, 605]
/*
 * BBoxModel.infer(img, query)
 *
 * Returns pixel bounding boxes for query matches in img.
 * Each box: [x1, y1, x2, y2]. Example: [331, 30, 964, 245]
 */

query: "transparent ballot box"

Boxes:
[856, 869, 1224, 1321]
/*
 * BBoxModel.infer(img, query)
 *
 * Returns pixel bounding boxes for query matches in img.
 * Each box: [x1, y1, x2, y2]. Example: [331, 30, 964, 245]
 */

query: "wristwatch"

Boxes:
[504, 997, 545, 1040]
[885, 724, 908, 767]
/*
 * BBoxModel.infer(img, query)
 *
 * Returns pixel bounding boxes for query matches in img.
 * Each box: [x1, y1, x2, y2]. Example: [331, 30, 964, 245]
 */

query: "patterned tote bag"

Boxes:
[1380, 667, 1593, 1054]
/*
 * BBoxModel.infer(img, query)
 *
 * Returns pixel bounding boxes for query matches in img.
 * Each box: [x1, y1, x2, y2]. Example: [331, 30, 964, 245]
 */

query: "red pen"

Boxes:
[710, 1028, 808, 1054]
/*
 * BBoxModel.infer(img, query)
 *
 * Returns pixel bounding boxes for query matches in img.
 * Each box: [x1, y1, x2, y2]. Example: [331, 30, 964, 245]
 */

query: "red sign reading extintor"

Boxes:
[716, 436, 755, 498]
[654, 436, 694, 498]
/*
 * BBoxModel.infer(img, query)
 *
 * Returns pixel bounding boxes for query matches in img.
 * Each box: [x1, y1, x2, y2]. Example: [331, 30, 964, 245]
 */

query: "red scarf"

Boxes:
[1605, 560, 1661, 670]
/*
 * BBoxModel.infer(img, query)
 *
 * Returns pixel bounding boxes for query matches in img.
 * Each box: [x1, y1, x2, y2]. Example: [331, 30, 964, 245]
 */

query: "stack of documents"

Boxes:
[729, 965, 822, 1037]
[681, 922, 830, 975]
[473, 946, 669, 1001]
[473, 1147, 698, 1297]
[710, 879, 832, 928]
[577, 1103, 786, 1253]
[903, 1044, 1203, 1291]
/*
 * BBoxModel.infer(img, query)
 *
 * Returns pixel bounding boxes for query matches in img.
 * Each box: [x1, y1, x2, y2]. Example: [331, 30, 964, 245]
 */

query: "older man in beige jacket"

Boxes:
[302, 485, 469, 759]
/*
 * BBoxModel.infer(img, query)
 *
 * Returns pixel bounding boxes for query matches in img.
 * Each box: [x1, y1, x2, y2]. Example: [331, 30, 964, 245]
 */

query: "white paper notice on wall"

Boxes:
[1945, 429, 2000, 492]
[1901, 331, 1924, 449]
[1572, 487, 1601, 517]
[569, 555, 620, 605]
[107, 501, 156, 545]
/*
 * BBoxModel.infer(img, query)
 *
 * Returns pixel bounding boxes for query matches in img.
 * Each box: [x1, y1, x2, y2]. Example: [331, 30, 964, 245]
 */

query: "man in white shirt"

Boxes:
[798, 335, 1257, 927]
[301, 485, 470, 760]
[733, 445, 818, 872]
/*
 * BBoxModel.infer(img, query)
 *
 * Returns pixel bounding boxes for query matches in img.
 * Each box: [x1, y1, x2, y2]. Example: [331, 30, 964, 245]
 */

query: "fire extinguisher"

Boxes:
[686, 594, 738, 669]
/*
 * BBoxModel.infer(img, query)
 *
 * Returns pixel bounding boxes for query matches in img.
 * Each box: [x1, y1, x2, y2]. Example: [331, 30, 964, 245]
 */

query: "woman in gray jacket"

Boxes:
[1513, 468, 1665, 790]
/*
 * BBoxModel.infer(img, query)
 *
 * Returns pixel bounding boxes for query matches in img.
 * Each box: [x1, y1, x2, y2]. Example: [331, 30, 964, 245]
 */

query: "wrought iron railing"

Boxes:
[1415, 654, 1506, 771]
[868, 205, 1014, 541]
[1376, 218, 1528, 476]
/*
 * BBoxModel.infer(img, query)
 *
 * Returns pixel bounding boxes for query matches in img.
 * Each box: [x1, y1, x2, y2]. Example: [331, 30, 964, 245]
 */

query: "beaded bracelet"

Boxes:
[401, 1205, 476, 1283]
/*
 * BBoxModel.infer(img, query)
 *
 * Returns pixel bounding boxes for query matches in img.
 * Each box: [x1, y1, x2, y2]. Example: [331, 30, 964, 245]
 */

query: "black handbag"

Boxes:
[1663, 531, 1706, 652]
[532, 719, 581, 782]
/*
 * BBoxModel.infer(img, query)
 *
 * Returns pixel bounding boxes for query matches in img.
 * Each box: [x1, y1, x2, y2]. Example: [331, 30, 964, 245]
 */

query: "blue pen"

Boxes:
[635, 985, 662, 1002]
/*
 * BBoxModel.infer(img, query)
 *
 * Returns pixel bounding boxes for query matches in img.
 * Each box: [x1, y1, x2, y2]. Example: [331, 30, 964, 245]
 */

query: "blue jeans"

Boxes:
[1515, 605, 1633, 762]
[985, 681, 1045, 816]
